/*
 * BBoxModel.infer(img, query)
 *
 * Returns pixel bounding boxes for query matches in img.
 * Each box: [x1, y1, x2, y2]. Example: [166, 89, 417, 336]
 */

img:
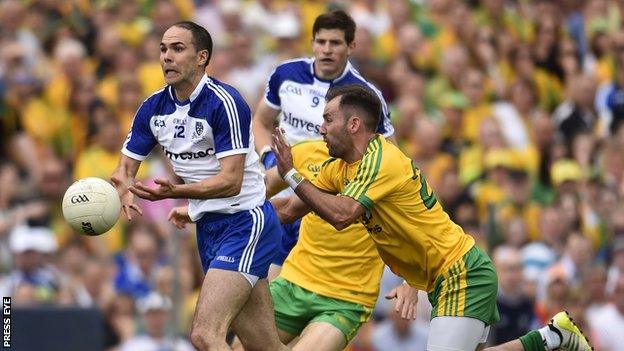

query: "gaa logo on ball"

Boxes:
[62, 177, 121, 236]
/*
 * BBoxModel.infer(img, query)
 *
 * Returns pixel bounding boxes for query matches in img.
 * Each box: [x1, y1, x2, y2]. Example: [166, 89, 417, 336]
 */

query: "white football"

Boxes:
[62, 177, 121, 236]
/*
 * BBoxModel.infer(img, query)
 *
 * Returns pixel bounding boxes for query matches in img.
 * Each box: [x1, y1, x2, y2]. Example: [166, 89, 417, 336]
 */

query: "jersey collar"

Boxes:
[310, 58, 352, 83]
[168, 74, 209, 105]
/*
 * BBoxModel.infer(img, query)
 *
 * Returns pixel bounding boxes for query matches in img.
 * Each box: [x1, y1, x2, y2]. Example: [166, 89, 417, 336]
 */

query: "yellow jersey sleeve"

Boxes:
[341, 136, 406, 210]
[312, 157, 341, 193]
[291, 140, 328, 180]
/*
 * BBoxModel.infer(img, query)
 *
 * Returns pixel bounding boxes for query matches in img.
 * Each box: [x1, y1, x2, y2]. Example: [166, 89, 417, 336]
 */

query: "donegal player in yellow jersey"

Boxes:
[267, 140, 418, 350]
[271, 85, 592, 351]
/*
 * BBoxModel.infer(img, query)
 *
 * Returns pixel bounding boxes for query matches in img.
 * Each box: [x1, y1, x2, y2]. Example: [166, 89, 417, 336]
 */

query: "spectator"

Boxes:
[0, 224, 61, 303]
[490, 246, 535, 344]
[113, 225, 163, 299]
[371, 304, 428, 351]
[587, 275, 624, 350]
[119, 292, 194, 351]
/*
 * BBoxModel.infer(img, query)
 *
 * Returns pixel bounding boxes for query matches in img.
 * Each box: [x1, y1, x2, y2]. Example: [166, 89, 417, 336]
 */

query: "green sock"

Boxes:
[519, 330, 546, 351]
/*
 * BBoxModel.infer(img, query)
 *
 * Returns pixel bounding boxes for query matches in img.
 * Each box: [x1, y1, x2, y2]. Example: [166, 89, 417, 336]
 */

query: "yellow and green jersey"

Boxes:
[280, 140, 384, 307]
[314, 135, 474, 292]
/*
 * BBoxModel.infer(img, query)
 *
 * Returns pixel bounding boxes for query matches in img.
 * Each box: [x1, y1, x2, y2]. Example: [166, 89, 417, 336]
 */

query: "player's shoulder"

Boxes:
[204, 76, 247, 105]
[275, 57, 313, 72]
[365, 136, 404, 164]
[271, 57, 313, 82]
[136, 86, 175, 118]
[292, 139, 325, 152]
[292, 139, 327, 159]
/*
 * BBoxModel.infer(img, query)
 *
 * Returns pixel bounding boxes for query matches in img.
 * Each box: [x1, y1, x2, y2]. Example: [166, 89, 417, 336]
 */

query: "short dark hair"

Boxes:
[325, 85, 380, 132]
[312, 10, 356, 44]
[172, 21, 213, 67]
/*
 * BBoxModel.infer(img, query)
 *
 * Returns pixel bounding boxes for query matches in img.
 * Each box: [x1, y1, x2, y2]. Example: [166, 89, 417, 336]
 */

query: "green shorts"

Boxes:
[269, 277, 372, 343]
[428, 245, 500, 326]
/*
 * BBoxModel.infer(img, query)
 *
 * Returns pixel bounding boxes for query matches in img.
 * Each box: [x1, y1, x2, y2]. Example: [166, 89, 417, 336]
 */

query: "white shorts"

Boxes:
[427, 316, 490, 351]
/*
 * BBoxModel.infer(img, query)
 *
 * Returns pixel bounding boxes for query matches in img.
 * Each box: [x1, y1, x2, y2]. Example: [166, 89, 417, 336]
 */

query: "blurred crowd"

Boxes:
[1, 0, 624, 350]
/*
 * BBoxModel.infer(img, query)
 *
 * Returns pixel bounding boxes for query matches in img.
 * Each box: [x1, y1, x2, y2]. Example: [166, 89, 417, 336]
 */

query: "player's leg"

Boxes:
[484, 311, 593, 351]
[190, 268, 253, 350]
[291, 281, 372, 351]
[427, 316, 490, 350]
[192, 202, 282, 350]
[230, 278, 290, 351]
[427, 246, 499, 351]
[226, 201, 290, 350]
[291, 322, 346, 351]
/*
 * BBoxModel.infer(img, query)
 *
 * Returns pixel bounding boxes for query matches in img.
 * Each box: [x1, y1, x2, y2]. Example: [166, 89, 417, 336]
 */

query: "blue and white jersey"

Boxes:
[264, 58, 394, 145]
[122, 74, 265, 221]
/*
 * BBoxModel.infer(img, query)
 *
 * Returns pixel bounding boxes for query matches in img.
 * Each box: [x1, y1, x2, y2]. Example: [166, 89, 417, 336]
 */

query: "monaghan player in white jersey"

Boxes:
[252, 10, 395, 277]
[111, 22, 288, 351]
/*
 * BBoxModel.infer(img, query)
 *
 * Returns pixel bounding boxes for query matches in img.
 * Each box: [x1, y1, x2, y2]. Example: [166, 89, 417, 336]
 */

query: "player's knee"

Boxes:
[190, 324, 226, 350]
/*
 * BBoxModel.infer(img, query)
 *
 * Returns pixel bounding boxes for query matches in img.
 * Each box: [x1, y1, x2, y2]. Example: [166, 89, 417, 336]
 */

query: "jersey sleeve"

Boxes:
[212, 89, 252, 159]
[312, 158, 340, 193]
[122, 100, 158, 161]
[263, 67, 282, 109]
[341, 138, 401, 210]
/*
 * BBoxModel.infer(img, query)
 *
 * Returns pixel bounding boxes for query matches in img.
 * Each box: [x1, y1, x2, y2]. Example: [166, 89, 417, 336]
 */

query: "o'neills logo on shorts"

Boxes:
[163, 147, 215, 160]
[216, 256, 235, 263]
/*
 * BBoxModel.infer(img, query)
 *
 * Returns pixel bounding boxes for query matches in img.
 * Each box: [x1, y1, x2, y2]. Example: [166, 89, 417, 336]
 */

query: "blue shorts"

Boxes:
[271, 219, 301, 266]
[195, 201, 280, 278]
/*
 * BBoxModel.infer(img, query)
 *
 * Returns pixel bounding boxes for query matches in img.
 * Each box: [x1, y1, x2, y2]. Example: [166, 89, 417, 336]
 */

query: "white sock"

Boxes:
[538, 325, 562, 350]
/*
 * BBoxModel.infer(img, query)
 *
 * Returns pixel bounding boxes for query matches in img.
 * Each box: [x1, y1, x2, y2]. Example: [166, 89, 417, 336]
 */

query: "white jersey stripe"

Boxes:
[207, 83, 239, 148]
[207, 82, 241, 149]
[213, 83, 243, 149]
[245, 207, 264, 272]
[239, 208, 259, 272]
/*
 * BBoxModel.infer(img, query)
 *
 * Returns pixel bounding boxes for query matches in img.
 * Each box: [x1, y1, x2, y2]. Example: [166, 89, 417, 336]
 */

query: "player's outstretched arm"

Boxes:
[270, 195, 311, 224]
[272, 128, 365, 230]
[253, 100, 281, 169]
[130, 154, 246, 201]
[111, 155, 143, 220]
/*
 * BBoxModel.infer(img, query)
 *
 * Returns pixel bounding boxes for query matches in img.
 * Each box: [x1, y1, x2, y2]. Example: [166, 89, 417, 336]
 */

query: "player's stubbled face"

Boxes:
[320, 96, 348, 158]
[312, 29, 353, 80]
[160, 26, 200, 87]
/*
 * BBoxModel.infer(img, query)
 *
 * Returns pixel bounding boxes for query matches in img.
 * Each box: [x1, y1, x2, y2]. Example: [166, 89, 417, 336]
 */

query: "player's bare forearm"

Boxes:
[129, 154, 245, 201]
[111, 155, 143, 219]
[111, 155, 141, 191]
[175, 173, 242, 199]
[172, 154, 245, 199]
[294, 181, 364, 230]
[270, 195, 310, 224]
[265, 167, 288, 198]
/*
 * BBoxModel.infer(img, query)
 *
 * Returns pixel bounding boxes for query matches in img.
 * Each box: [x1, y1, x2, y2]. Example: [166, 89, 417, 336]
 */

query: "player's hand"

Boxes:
[128, 178, 177, 201]
[110, 176, 143, 220]
[385, 282, 418, 320]
[168, 206, 192, 229]
[271, 128, 294, 177]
